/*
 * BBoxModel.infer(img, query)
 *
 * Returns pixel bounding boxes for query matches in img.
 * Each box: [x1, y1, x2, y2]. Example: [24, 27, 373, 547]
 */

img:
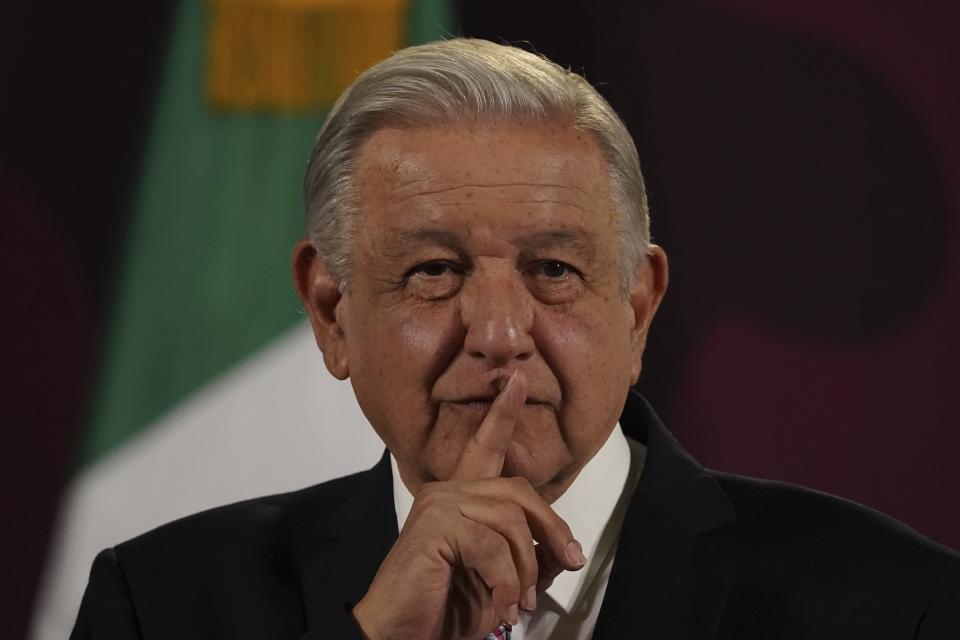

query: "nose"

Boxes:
[460, 266, 535, 366]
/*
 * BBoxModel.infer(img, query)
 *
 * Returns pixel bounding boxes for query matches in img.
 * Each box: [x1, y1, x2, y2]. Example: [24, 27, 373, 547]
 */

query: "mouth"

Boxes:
[451, 397, 553, 412]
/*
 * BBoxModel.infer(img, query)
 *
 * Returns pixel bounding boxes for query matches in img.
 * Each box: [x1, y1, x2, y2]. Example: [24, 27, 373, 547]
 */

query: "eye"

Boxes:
[527, 260, 583, 303]
[408, 261, 458, 278]
[533, 260, 575, 278]
[404, 260, 465, 300]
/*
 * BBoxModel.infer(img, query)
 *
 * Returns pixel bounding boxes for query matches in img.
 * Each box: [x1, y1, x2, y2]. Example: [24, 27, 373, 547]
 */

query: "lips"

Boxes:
[455, 399, 495, 412]
[448, 396, 554, 410]
[437, 370, 560, 410]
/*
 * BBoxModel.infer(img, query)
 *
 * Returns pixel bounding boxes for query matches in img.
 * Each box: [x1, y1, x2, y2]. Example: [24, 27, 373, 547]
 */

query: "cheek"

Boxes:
[351, 306, 457, 379]
[538, 303, 632, 386]
[347, 305, 462, 447]
[395, 307, 465, 386]
[536, 303, 634, 438]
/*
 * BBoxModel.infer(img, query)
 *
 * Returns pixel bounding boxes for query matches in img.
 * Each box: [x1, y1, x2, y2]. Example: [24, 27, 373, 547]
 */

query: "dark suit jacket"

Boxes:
[71, 392, 960, 639]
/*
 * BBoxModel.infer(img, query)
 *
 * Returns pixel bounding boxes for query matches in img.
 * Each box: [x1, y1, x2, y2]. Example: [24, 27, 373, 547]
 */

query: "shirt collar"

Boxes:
[390, 423, 632, 614]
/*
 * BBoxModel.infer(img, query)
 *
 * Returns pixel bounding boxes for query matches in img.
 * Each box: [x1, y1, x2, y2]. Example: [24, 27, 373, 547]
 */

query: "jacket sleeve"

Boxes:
[915, 556, 960, 639]
[70, 548, 143, 640]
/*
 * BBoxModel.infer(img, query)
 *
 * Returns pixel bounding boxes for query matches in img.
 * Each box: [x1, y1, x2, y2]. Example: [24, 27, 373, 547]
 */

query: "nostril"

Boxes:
[516, 352, 532, 361]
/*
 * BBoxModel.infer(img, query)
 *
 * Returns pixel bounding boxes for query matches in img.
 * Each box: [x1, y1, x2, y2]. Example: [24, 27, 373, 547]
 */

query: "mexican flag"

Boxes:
[29, 1, 454, 637]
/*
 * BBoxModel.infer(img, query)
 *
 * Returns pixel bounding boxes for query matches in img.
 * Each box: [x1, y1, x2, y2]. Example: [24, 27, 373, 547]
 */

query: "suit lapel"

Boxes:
[287, 452, 399, 631]
[594, 392, 739, 639]
[284, 394, 739, 637]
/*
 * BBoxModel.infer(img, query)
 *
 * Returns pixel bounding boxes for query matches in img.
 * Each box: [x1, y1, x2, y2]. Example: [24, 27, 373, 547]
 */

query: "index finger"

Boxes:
[452, 370, 528, 480]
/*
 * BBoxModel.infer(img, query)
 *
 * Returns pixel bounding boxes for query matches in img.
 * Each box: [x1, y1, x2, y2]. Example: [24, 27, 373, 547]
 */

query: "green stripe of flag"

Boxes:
[81, 0, 455, 466]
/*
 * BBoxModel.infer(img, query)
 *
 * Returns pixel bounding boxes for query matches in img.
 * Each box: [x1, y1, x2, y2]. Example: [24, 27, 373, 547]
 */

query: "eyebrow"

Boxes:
[384, 227, 598, 260]
[519, 229, 595, 253]
[374, 229, 464, 263]
[392, 229, 463, 251]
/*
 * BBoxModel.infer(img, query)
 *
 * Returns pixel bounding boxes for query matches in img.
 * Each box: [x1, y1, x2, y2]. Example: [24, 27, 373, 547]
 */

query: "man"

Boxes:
[72, 38, 958, 639]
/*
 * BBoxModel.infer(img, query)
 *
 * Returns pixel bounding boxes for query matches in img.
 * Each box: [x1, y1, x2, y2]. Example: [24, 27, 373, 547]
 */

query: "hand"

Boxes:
[352, 371, 586, 640]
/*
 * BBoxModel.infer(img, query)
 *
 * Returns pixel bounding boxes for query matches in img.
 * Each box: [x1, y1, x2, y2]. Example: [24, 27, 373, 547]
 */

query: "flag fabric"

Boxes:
[29, 1, 453, 637]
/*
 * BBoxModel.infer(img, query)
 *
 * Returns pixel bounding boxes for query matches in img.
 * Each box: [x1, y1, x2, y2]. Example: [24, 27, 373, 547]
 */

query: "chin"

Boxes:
[500, 435, 574, 494]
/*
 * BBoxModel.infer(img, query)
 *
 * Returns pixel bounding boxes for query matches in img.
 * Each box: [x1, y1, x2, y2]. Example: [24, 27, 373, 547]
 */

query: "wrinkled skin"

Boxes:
[294, 123, 668, 639]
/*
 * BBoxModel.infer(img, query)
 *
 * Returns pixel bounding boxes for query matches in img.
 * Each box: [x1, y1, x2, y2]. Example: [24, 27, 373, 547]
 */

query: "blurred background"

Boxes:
[3, 0, 959, 637]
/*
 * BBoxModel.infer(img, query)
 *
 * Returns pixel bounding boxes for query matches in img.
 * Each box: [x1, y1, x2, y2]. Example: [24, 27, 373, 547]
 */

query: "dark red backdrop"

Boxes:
[464, 0, 960, 549]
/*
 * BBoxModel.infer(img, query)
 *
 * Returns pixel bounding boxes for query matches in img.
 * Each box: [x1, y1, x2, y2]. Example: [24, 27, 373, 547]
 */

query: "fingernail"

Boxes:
[566, 540, 586, 567]
[507, 603, 519, 625]
[520, 586, 537, 611]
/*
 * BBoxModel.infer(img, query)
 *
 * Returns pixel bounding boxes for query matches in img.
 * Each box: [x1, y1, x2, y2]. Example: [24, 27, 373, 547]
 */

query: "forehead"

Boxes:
[352, 123, 617, 245]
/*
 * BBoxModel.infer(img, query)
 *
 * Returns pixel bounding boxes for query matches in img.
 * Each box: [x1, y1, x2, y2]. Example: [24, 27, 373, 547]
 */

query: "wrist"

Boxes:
[351, 597, 385, 640]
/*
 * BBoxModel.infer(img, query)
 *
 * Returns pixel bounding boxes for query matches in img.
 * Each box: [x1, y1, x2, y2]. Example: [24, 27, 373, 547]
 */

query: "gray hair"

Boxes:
[303, 37, 650, 295]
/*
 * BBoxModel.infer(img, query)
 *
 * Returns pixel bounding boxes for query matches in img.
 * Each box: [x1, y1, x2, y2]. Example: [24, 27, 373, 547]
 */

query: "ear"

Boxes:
[292, 238, 350, 380]
[628, 244, 669, 383]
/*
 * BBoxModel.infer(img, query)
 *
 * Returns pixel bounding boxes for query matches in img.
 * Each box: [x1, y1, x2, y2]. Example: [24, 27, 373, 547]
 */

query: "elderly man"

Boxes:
[72, 39, 958, 639]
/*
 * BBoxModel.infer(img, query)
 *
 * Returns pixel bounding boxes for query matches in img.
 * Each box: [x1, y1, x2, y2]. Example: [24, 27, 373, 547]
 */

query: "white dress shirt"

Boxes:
[391, 424, 646, 639]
